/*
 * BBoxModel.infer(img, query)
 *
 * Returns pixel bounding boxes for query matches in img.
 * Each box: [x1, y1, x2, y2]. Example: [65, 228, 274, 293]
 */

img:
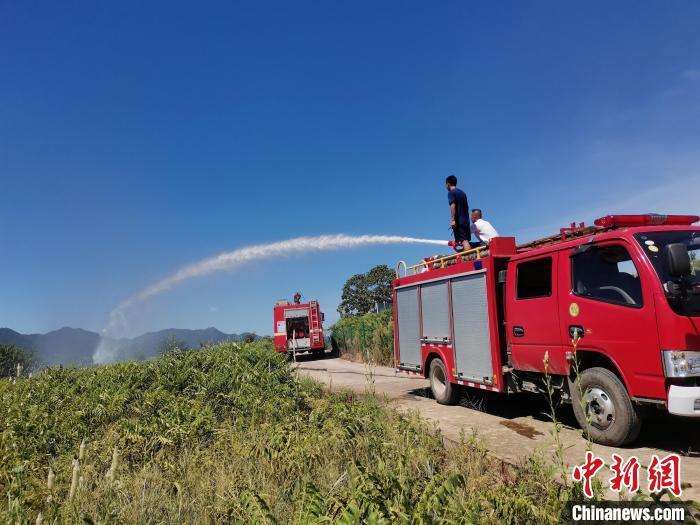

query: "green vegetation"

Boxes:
[0, 344, 36, 378]
[337, 264, 394, 317]
[1, 341, 578, 523]
[690, 250, 700, 275]
[158, 335, 190, 355]
[331, 310, 394, 366]
[332, 264, 396, 366]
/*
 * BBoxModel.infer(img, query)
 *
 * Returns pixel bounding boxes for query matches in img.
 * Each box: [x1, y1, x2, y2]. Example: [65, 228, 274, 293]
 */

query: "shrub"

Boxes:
[331, 310, 394, 366]
[0, 344, 36, 378]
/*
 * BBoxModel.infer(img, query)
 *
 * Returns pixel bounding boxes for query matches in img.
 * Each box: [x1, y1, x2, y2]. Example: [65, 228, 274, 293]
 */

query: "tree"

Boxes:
[0, 344, 37, 378]
[338, 264, 395, 317]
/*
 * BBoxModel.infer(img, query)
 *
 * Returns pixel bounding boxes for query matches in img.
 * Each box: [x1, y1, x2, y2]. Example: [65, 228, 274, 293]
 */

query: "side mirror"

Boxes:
[666, 243, 691, 277]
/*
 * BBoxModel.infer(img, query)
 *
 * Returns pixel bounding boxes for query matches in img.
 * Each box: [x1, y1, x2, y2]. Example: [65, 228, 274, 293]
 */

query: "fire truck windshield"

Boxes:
[635, 230, 700, 315]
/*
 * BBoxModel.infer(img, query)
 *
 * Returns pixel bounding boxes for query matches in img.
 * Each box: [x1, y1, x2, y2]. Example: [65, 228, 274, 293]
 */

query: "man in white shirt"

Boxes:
[470, 209, 499, 246]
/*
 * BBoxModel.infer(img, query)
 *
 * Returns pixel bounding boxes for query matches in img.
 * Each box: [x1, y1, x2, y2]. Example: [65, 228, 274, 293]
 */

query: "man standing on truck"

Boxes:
[445, 175, 471, 250]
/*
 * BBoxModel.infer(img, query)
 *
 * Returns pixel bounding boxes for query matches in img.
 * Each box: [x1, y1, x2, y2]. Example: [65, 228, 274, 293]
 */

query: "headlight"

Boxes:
[662, 350, 700, 378]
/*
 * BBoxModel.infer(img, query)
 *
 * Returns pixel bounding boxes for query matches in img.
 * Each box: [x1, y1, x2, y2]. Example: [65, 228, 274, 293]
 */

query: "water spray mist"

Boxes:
[93, 233, 447, 363]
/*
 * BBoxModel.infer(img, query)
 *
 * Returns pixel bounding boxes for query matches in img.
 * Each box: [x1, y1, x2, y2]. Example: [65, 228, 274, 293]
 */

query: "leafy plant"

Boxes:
[0, 344, 36, 378]
[1, 340, 576, 523]
[331, 310, 394, 366]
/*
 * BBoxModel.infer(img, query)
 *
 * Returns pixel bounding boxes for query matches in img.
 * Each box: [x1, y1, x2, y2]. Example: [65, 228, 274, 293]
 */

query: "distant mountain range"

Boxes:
[0, 327, 254, 366]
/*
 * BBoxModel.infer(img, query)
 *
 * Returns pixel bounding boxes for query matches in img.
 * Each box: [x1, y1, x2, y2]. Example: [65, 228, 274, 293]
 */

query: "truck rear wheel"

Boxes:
[429, 358, 459, 405]
[571, 367, 641, 446]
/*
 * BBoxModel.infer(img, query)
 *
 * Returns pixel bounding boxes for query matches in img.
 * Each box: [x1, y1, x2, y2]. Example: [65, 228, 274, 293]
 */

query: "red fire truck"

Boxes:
[393, 214, 700, 446]
[273, 298, 326, 354]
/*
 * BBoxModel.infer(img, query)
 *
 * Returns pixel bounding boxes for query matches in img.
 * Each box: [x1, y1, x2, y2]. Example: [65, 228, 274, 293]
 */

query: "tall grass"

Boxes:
[1, 341, 578, 523]
[331, 310, 394, 366]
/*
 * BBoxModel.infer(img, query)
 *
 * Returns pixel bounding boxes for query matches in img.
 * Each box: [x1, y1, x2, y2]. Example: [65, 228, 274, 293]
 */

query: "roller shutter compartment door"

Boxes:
[284, 308, 309, 319]
[396, 286, 421, 369]
[451, 273, 494, 381]
[420, 282, 451, 344]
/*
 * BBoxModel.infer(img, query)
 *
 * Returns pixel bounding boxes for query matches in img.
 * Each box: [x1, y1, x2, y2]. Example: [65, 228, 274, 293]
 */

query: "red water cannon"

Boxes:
[448, 240, 465, 253]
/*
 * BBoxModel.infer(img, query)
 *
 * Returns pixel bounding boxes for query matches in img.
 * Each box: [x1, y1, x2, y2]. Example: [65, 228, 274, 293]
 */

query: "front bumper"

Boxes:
[667, 385, 700, 416]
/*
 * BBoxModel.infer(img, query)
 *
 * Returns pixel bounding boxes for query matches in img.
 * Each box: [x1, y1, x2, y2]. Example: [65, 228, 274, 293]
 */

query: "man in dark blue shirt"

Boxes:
[445, 175, 471, 250]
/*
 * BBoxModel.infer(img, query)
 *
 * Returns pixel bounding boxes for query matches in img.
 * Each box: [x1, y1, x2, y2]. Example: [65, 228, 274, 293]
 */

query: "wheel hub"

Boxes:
[583, 386, 615, 429]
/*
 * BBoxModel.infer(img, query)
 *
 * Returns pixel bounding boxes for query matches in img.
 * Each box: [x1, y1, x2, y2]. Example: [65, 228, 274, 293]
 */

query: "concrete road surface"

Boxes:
[294, 355, 700, 501]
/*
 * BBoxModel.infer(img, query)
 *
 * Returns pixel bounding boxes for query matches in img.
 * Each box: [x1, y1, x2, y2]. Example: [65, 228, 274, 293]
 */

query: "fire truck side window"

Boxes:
[572, 244, 642, 307]
[516, 257, 552, 299]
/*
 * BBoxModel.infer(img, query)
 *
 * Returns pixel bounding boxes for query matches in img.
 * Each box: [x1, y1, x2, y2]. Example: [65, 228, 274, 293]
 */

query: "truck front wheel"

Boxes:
[429, 358, 460, 405]
[571, 367, 641, 446]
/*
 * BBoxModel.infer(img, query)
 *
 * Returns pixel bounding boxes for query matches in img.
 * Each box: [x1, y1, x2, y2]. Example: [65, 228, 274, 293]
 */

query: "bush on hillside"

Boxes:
[331, 310, 394, 366]
[0, 344, 36, 378]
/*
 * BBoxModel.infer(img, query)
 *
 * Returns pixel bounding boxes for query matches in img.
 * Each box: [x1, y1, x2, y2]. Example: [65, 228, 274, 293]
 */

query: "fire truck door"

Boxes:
[559, 241, 661, 398]
[396, 285, 422, 370]
[420, 282, 450, 345]
[507, 253, 566, 374]
[451, 272, 494, 381]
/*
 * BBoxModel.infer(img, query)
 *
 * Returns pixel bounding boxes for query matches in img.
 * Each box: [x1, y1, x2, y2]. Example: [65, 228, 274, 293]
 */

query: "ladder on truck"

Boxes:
[309, 300, 321, 346]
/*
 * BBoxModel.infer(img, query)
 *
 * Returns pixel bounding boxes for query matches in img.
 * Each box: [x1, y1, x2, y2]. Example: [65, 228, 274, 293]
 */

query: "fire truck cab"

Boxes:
[273, 298, 326, 354]
[393, 214, 700, 446]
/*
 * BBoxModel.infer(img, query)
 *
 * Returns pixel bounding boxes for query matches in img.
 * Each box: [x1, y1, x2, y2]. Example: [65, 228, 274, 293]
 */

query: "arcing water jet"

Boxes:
[93, 234, 446, 363]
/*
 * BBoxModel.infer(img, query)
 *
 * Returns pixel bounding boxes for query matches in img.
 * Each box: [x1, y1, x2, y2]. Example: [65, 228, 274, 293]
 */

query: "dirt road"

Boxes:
[295, 355, 700, 501]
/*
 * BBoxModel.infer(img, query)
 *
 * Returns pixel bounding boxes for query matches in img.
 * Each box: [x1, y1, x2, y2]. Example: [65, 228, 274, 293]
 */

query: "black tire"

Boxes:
[429, 358, 460, 405]
[571, 367, 641, 446]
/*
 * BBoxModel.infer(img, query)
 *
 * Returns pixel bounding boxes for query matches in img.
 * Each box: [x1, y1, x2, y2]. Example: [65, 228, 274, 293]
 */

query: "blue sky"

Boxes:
[1, 1, 699, 336]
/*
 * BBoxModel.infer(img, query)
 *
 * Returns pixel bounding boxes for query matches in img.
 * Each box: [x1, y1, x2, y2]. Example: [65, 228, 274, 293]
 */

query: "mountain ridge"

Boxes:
[0, 326, 254, 365]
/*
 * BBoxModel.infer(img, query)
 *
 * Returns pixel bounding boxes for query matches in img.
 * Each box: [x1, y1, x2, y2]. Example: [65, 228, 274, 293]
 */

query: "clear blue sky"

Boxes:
[2, 2, 699, 336]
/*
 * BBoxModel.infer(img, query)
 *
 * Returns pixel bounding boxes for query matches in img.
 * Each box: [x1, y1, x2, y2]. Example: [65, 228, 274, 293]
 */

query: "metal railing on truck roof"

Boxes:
[512, 213, 700, 253]
[516, 223, 602, 253]
[396, 223, 600, 278]
[396, 214, 696, 279]
[396, 244, 487, 278]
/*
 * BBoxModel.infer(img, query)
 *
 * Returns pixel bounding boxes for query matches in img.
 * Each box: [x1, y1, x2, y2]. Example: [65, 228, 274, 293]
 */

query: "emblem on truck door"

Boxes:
[569, 302, 580, 317]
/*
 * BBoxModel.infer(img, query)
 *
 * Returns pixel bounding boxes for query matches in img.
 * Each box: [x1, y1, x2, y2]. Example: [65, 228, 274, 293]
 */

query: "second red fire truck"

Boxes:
[393, 214, 700, 446]
[273, 297, 326, 355]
